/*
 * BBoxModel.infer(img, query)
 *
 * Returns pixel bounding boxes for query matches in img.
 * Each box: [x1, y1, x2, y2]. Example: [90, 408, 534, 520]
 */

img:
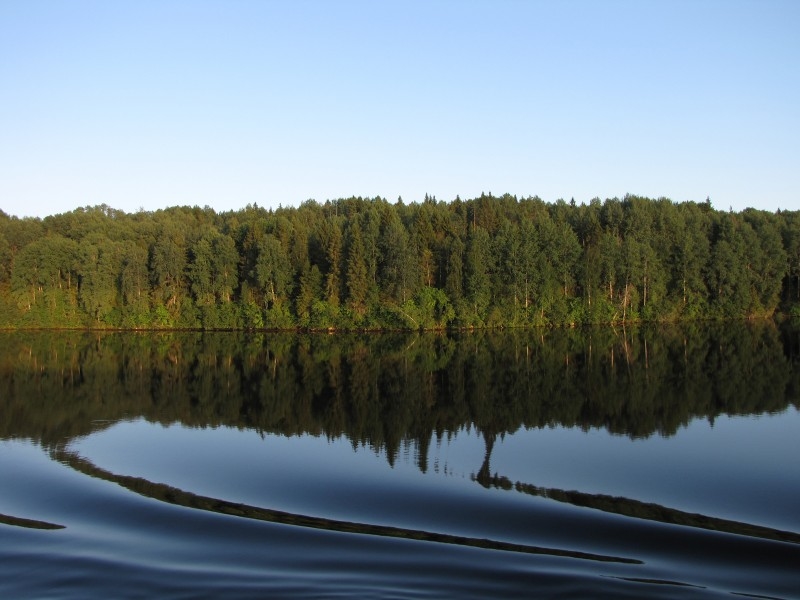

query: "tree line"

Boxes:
[2, 194, 800, 329]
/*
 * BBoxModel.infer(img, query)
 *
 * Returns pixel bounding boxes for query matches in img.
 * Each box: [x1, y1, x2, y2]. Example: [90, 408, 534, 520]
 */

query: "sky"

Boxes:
[1, 0, 798, 219]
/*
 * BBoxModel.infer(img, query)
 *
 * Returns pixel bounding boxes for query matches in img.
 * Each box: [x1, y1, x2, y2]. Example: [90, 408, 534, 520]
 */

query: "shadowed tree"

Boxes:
[444, 234, 465, 306]
[318, 217, 344, 307]
[464, 226, 492, 323]
[79, 234, 124, 324]
[212, 233, 239, 304]
[119, 242, 150, 327]
[346, 215, 370, 317]
[150, 225, 187, 312]
[379, 211, 415, 304]
[254, 234, 292, 310]
[296, 261, 323, 325]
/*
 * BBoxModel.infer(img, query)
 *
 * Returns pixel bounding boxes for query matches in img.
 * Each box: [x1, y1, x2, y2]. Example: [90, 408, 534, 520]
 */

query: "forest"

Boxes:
[2, 193, 800, 329]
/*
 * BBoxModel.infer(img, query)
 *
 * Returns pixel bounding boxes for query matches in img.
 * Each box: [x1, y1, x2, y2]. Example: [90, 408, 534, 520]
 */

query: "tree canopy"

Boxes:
[1, 195, 799, 329]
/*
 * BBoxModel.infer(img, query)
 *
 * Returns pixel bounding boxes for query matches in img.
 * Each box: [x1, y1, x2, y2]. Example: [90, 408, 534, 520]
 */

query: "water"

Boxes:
[1, 324, 798, 598]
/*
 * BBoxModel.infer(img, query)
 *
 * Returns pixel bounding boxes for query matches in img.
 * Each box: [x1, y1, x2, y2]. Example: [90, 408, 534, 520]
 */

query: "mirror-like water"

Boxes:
[1, 324, 799, 598]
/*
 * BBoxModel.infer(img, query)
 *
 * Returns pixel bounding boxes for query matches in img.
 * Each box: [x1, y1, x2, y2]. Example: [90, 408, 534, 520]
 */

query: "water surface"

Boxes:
[1, 324, 798, 598]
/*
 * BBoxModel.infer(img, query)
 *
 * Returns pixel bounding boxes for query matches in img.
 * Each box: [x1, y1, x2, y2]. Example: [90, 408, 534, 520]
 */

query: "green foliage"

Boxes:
[380, 211, 415, 304]
[345, 216, 370, 316]
[296, 263, 323, 326]
[79, 235, 125, 325]
[310, 299, 340, 329]
[150, 224, 187, 312]
[265, 304, 295, 329]
[0, 231, 11, 283]
[464, 226, 492, 323]
[254, 234, 293, 309]
[241, 301, 264, 329]
[399, 286, 455, 330]
[1, 196, 798, 329]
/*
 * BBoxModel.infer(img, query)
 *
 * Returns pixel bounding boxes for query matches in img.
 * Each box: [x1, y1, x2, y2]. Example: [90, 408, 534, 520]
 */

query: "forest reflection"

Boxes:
[2, 322, 799, 470]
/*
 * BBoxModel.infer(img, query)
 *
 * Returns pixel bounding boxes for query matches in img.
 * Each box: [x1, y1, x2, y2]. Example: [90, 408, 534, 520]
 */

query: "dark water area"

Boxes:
[1, 323, 799, 599]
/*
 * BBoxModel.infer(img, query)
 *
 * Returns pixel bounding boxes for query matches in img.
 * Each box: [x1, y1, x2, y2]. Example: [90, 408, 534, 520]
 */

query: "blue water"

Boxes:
[2, 409, 798, 599]
[1, 327, 799, 598]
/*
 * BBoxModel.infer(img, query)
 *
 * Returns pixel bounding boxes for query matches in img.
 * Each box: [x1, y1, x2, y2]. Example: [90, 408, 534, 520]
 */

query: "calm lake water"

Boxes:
[1, 324, 799, 599]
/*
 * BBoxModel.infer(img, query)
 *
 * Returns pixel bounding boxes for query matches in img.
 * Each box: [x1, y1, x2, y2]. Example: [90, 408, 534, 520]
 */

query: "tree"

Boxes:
[464, 226, 492, 323]
[212, 233, 239, 304]
[254, 234, 292, 310]
[781, 211, 800, 302]
[296, 261, 323, 325]
[444, 234, 465, 305]
[79, 234, 124, 324]
[0, 230, 11, 283]
[3, 194, 800, 329]
[188, 235, 215, 306]
[667, 204, 710, 317]
[708, 215, 751, 317]
[573, 199, 603, 311]
[10, 235, 80, 324]
[345, 215, 370, 316]
[742, 210, 787, 314]
[318, 217, 344, 306]
[379, 211, 414, 304]
[119, 242, 150, 327]
[150, 225, 187, 312]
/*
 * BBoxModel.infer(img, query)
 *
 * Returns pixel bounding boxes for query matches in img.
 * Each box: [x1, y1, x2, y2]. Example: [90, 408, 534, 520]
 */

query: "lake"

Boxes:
[1, 324, 798, 599]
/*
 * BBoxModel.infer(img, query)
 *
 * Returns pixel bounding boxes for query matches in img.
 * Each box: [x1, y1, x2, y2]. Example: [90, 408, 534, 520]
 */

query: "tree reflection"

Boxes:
[1, 322, 798, 459]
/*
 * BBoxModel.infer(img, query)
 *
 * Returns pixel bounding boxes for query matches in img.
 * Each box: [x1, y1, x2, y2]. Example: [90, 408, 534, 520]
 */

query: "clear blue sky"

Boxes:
[1, 0, 798, 218]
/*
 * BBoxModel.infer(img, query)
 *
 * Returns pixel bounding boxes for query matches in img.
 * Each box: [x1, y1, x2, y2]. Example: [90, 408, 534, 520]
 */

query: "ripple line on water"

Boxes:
[53, 449, 643, 566]
[0, 512, 65, 530]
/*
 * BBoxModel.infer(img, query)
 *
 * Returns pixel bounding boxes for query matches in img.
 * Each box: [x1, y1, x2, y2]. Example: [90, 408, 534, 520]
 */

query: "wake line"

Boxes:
[0, 513, 64, 530]
[474, 472, 800, 545]
[53, 449, 642, 565]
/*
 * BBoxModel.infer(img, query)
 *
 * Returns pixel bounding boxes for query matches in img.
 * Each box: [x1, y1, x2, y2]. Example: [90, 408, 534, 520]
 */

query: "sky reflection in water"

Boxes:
[1, 325, 799, 598]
